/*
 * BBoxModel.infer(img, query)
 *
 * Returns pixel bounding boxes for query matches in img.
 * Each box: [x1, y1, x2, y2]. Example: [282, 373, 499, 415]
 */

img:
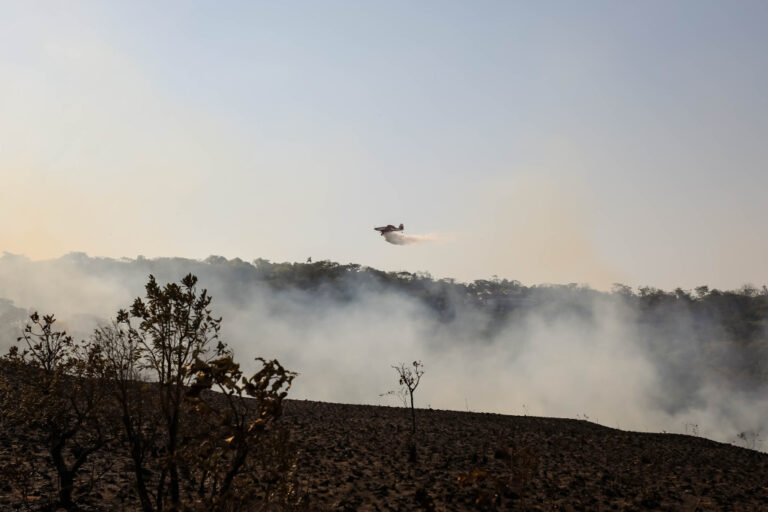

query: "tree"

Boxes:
[392, 361, 424, 434]
[0, 313, 108, 510]
[91, 321, 159, 512]
[94, 274, 298, 512]
[110, 274, 226, 511]
[694, 285, 710, 299]
[611, 283, 634, 297]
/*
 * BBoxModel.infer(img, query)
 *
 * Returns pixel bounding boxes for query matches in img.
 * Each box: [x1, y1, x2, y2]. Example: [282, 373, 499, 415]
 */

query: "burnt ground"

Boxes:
[3, 398, 768, 511]
[281, 400, 768, 511]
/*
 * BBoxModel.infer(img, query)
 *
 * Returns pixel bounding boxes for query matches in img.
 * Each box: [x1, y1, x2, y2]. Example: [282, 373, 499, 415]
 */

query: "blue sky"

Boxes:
[1, 1, 767, 289]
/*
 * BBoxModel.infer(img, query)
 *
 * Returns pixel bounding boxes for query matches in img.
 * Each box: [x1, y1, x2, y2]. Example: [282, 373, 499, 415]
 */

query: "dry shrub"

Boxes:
[180, 355, 300, 511]
[0, 313, 109, 511]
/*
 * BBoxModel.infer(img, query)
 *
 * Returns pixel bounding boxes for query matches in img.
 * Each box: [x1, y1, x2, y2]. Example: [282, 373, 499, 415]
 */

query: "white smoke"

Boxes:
[383, 232, 437, 245]
[0, 253, 766, 450]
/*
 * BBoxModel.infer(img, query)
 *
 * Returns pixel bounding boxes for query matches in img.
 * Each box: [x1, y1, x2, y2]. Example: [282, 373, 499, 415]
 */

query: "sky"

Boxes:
[2, 1, 767, 290]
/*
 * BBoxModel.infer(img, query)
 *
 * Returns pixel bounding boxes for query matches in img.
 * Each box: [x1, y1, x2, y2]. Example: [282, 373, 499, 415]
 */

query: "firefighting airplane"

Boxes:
[374, 223, 404, 236]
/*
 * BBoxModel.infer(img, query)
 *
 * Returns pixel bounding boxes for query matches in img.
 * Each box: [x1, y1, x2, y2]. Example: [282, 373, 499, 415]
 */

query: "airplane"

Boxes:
[374, 223, 404, 236]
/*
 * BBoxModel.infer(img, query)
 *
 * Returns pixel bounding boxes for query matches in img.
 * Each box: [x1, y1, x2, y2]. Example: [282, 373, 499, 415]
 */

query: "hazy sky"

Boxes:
[2, 1, 767, 290]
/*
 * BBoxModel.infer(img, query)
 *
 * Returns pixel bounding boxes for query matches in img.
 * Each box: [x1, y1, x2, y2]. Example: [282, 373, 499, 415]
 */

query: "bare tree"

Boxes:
[391, 361, 424, 433]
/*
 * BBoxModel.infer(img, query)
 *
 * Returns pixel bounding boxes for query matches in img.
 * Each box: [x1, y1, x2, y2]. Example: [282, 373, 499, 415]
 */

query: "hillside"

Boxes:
[283, 400, 768, 511]
[3, 395, 768, 511]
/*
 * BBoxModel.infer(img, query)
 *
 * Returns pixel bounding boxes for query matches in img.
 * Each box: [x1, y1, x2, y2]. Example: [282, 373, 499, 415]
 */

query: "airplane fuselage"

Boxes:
[374, 223, 404, 235]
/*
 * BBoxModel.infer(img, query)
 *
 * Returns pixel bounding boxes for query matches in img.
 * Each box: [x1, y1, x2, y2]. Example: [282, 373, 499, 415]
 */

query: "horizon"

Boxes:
[4, 250, 767, 293]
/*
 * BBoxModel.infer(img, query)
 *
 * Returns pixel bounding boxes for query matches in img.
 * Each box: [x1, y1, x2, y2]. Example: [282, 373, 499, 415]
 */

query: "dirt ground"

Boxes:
[282, 400, 768, 511]
[3, 398, 768, 511]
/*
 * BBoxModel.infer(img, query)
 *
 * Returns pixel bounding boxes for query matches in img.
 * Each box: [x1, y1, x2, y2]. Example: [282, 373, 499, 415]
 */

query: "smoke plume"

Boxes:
[0, 252, 766, 451]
